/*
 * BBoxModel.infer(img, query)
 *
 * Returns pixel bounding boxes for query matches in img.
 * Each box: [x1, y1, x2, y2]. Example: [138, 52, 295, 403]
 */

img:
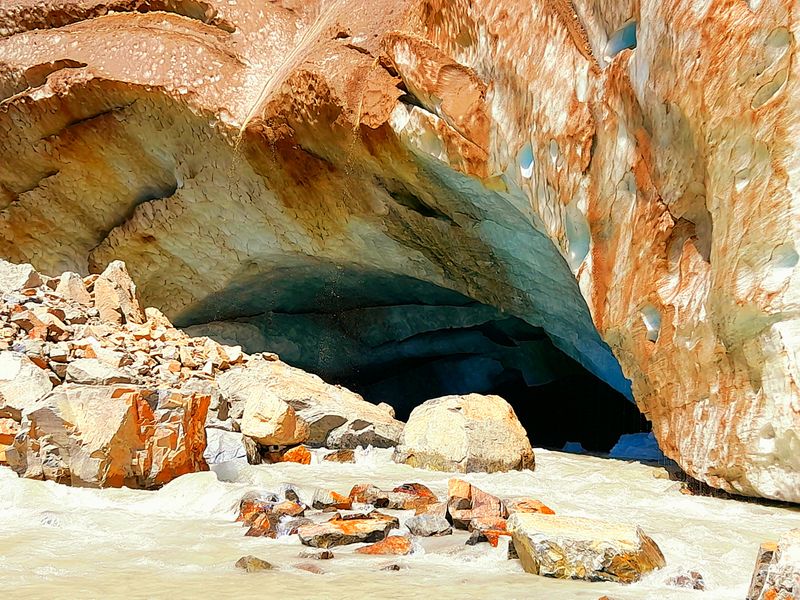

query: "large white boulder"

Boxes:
[393, 393, 534, 473]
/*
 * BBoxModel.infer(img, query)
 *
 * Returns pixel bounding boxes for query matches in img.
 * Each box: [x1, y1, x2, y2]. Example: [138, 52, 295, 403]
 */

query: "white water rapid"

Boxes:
[2, 448, 798, 599]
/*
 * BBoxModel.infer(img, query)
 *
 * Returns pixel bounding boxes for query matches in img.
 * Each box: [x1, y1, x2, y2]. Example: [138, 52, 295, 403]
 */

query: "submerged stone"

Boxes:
[235, 555, 273, 573]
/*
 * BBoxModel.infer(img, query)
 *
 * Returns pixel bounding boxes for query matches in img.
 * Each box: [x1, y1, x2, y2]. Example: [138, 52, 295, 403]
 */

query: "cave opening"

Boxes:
[180, 264, 650, 453]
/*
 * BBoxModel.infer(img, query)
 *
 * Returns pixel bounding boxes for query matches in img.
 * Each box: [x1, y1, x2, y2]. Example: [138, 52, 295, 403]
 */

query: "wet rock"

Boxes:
[245, 512, 281, 538]
[447, 479, 506, 530]
[294, 562, 325, 574]
[405, 507, 452, 537]
[349, 482, 437, 510]
[237, 494, 275, 524]
[297, 511, 399, 548]
[7, 385, 210, 488]
[0, 260, 41, 293]
[393, 394, 534, 473]
[503, 498, 555, 516]
[323, 448, 355, 463]
[465, 517, 509, 547]
[279, 517, 314, 536]
[281, 445, 311, 464]
[298, 549, 334, 560]
[666, 570, 705, 590]
[235, 555, 273, 572]
[356, 535, 413, 555]
[0, 351, 53, 420]
[93, 261, 145, 325]
[507, 513, 666, 584]
[237, 492, 307, 537]
[65, 358, 134, 385]
[312, 489, 353, 511]
[747, 530, 800, 600]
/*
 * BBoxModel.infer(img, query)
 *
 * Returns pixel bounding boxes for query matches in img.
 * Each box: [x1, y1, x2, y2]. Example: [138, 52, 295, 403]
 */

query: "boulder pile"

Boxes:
[0, 258, 404, 485]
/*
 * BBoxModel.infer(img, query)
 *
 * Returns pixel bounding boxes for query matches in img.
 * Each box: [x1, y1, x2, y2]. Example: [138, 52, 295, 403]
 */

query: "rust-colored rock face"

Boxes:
[1, 1, 799, 501]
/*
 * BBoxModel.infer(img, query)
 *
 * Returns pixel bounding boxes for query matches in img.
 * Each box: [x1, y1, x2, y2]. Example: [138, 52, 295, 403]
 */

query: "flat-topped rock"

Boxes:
[507, 512, 665, 584]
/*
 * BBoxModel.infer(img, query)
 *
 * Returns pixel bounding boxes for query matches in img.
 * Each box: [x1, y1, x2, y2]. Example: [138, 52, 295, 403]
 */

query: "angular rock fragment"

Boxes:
[666, 570, 705, 590]
[507, 513, 666, 584]
[93, 261, 145, 325]
[312, 489, 353, 511]
[0, 260, 41, 293]
[298, 549, 334, 560]
[747, 530, 800, 600]
[297, 512, 399, 548]
[503, 498, 555, 516]
[235, 555, 273, 572]
[204, 428, 249, 464]
[239, 390, 308, 447]
[280, 445, 311, 464]
[446, 479, 506, 530]
[0, 351, 53, 420]
[7, 385, 210, 488]
[323, 448, 355, 463]
[405, 512, 452, 537]
[406, 501, 452, 537]
[221, 359, 402, 448]
[349, 482, 437, 510]
[356, 536, 413, 555]
[65, 358, 133, 385]
[54, 272, 92, 307]
[394, 394, 534, 473]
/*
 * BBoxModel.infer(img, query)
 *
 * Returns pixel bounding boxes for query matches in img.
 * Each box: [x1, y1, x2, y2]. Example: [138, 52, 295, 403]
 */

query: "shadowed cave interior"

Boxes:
[179, 264, 650, 453]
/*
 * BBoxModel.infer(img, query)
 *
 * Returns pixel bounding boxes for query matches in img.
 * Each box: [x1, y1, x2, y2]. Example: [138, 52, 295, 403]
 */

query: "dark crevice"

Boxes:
[388, 189, 458, 225]
[40, 101, 137, 141]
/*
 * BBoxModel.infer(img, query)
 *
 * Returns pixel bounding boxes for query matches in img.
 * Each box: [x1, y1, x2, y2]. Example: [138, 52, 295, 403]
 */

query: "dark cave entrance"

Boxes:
[179, 265, 650, 453]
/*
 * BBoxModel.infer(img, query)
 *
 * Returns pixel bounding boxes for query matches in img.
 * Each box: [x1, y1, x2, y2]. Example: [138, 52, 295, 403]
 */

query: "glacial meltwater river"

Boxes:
[1, 448, 798, 599]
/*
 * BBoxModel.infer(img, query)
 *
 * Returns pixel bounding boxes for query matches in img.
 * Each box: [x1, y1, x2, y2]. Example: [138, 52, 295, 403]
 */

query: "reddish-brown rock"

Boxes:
[298, 512, 400, 548]
[281, 445, 312, 465]
[349, 482, 437, 510]
[447, 479, 506, 530]
[6, 384, 209, 488]
[356, 536, 413, 556]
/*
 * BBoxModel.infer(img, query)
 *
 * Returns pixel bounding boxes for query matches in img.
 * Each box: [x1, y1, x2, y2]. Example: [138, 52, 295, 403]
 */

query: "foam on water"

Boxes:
[1, 448, 798, 599]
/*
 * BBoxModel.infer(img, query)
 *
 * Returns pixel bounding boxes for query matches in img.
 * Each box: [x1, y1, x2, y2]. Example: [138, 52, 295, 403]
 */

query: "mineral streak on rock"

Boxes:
[0, 0, 799, 502]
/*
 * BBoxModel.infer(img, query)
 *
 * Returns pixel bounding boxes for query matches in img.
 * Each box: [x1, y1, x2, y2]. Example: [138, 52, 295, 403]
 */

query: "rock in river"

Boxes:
[298, 512, 399, 548]
[393, 394, 534, 473]
[507, 512, 666, 584]
[747, 529, 800, 600]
